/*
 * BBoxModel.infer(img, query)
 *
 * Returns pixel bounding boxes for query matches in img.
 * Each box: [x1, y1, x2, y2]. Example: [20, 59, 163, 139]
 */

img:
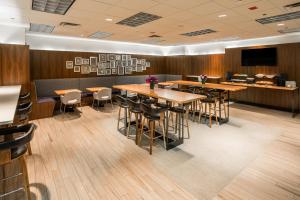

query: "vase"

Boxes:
[201, 81, 206, 85]
[150, 81, 155, 89]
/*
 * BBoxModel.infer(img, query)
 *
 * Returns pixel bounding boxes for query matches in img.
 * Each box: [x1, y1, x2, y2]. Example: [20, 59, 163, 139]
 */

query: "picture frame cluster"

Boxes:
[66, 54, 151, 76]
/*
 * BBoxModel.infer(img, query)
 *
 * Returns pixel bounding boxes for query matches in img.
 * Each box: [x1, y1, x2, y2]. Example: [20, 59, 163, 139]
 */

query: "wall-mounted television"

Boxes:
[241, 47, 277, 66]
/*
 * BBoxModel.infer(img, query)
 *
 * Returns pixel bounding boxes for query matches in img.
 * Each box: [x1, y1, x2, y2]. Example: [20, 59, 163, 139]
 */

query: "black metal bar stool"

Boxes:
[16, 102, 33, 155]
[0, 123, 36, 200]
[139, 103, 167, 155]
[169, 103, 191, 139]
[127, 99, 143, 144]
[200, 90, 218, 128]
[115, 95, 130, 135]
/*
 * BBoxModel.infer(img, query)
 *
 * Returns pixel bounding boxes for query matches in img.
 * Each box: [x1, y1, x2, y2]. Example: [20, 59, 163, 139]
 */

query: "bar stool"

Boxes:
[0, 123, 36, 200]
[169, 103, 191, 139]
[127, 99, 142, 144]
[115, 95, 130, 135]
[200, 91, 218, 128]
[16, 102, 33, 155]
[139, 103, 167, 155]
[211, 89, 227, 120]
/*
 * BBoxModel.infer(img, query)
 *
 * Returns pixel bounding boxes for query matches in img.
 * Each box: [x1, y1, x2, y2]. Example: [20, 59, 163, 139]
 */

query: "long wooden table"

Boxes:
[0, 85, 21, 126]
[221, 81, 299, 117]
[113, 84, 206, 150]
[54, 89, 82, 96]
[168, 80, 247, 124]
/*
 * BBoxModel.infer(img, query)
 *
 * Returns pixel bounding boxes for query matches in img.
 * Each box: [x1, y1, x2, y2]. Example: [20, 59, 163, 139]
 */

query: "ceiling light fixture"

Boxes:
[218, 14, 227, 18]
[277, 23, 285, 26]
[105, 18, 113, 22]
[32, 0, 75, 15]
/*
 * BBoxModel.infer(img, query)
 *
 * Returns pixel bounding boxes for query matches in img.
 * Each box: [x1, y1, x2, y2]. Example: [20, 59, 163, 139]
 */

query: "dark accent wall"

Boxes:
[30, 50, 166, 80]
[0, 44, 30, 92]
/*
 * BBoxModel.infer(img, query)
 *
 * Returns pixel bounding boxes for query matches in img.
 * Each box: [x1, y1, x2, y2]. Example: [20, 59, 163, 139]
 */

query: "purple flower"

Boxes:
[200, 74, 208, 82]
[146, 75, 158, 84]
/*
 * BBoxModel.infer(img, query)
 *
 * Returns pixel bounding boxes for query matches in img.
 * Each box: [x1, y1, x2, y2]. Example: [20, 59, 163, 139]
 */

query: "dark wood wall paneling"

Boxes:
[0, 44, 30, 92]
[164, 43, 300, 111]
[30, 50, 166, 80]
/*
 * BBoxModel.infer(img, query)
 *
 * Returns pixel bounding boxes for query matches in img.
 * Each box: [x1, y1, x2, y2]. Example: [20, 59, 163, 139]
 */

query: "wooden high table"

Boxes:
[113, 84, 206, 150]
[86, 87, 109, 93]
[54, 89, 82, 96]
[168, 80, 247, 124]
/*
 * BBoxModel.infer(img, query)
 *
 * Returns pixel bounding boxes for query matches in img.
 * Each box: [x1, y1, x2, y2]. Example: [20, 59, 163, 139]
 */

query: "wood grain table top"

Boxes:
[158, 82, 175, 86]
[170, 80, 247, 92]
[221, 81, 299, 91]
[86, 87, 109, 93]
[113, 84, 206, 104]
[0, 85, 21, 125]
[54, 89, 82, 96]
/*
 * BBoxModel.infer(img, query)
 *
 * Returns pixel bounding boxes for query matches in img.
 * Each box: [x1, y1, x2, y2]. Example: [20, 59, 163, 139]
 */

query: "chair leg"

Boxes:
[223, 100, 227, 118]
[20, 156, 31, 200]
[117, 107, 121, 130]
[60, 102, 62, 112]
[27, 143, 32, 155]
[149, 121, 154, 155]
[135, 113, 139, 144]
[209, 103, 212, 128]
[185, 111, 190, 139]
[159, 121, 167, 149]
[92, 99, 95, 108]
[175, 113, 178, 135]
[127, 112, 132, 138]
[214, 102, 218, 125]
[110, 99, 113, 109]
[139, 117, 145, 146]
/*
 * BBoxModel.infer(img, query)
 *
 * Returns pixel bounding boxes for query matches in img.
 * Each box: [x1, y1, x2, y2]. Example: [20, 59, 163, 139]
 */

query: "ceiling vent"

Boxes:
[256, 11, 300, 24]
[89, 31, 113, 39]
[117, 12, 162, 27]
[181, 29, 217, 36]
[59, 22, 81, 27]
[278, 27, 300, 34]
[29, 23, 54, 33]
[284, 2, 300, 8]
[32, 0, 75, 15]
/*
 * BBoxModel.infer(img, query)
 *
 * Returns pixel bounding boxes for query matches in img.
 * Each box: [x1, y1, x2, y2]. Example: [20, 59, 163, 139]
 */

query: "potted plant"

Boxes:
[199, 74, 208, 84]
[146, 75, 158, 90]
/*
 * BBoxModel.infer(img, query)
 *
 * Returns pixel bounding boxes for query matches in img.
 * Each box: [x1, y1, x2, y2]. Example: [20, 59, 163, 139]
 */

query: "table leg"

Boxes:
[218, 91, 222, 122]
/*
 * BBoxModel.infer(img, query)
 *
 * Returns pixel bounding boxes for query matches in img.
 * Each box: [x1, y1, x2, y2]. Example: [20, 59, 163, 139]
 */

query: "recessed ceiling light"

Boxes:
[105, 18, 113, 22]
[277, 23, 285, 26]
[218, 14, 227, 18]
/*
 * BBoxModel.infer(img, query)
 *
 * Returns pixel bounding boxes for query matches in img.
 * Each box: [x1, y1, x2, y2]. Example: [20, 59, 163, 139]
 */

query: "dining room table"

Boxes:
[113, 84, 206, 149]
[54, 89, 82, 96]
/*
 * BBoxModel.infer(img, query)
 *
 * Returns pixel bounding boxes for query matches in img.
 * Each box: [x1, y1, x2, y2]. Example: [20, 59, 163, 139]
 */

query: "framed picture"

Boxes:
[122, 55, 127, 60]
[132, 58, 137, 66]
[127, 60, 132, 67]
[137, 64, 143, 72]
[90, 57, 98, 66]
[137, 59, 142, 64]
[81, 65, 90, 74]
[90, 66, 97, 73]
[98, 62, 105, 68]
[125, 67, 132, 74]
[132, 65, 137, 72]
[105, 68, 111, 75]
[116, 60, 122, 67]
[122, 60, 127, 67]
[141, 59, 146, 65]
[97, 68, 105, 76]
[82, 59, 89, 65]
[118, 66, 124, 75]
[75, 57, 82, 65]
[74, 66, 80, 72]
[126, 55, 131, 60]
[99, 54, 106, 62]
[142, 64, 146, 71]
[66, 61, 73, 69]
[146, 61, 150, 68]
[110, 61, 116, 68]
[112, 68, 117, 74]
[115, 55, 121, 60]
[108, 54, 115, 61]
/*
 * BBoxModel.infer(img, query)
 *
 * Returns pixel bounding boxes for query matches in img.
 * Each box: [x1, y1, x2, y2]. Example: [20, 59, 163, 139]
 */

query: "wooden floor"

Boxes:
[216, 106, 300, 200]
[25, 107, 197, 200]
[2, 104, 300, 200]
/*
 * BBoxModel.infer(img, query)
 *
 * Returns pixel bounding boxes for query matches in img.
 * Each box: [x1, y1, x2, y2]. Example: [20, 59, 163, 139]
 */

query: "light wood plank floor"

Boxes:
[9, 103, 300, 200]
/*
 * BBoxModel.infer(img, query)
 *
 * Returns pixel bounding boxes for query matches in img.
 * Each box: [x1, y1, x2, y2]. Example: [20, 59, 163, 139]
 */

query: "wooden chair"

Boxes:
[0, 123, 36, 200]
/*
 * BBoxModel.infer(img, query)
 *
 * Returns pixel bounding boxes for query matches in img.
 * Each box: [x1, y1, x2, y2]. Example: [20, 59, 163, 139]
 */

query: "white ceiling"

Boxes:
[1, 0, 300, 45]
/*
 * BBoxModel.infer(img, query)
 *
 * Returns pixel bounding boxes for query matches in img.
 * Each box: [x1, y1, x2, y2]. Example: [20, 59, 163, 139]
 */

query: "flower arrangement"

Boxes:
[199, 74, 208, 84]
[146, 75, 158, 89]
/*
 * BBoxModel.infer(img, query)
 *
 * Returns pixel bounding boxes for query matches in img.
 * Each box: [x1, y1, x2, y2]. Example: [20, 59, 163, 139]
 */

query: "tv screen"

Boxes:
[241, 48, 277, 66]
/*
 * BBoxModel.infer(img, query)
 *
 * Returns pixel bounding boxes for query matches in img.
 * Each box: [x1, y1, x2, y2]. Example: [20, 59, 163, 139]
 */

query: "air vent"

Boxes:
[59, 22, 81, 27]
[89, 31, 113, 39]
[32, 0, 75, 15]
[181, 29, 216, 37]
[284, 2, 300, 8]
[29, 23, 54, 33]
[149, 34, 161, 38]
[278, 27, 300, 34]
[256, 11, 300, 24]
[117, 12, 162, 27]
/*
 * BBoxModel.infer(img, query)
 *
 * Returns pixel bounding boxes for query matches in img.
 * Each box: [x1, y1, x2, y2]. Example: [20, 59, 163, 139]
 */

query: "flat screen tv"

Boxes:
[241, 48, 277, 66]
